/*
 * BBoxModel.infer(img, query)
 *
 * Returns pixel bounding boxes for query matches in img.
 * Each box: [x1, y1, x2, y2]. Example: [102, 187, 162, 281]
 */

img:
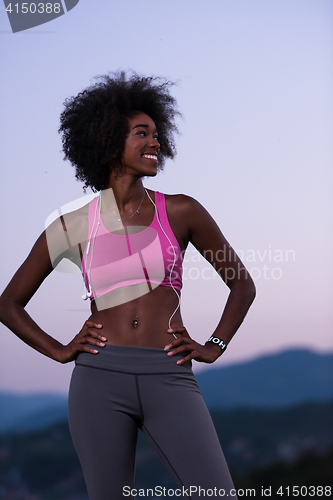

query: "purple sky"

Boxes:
[0, 0, 332, 394]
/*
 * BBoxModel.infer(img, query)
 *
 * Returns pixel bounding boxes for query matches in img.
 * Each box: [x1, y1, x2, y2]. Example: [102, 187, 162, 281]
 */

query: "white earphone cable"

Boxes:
[145, 189, 181, 335]
[82, 195, 100, 300]
[82, 190, 181, 337]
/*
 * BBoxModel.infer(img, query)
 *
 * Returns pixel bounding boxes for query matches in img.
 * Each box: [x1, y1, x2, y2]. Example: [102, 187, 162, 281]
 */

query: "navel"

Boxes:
[132, 315, 139, 328]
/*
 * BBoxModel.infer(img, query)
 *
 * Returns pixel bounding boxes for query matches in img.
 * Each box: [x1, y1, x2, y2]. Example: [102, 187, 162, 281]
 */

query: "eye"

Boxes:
[137, 130, 146, 136]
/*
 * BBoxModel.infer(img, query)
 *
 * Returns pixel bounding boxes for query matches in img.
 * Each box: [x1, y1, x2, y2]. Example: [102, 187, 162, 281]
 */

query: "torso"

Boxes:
[88, 285, 183, 347]
[76, 189, 191, 348]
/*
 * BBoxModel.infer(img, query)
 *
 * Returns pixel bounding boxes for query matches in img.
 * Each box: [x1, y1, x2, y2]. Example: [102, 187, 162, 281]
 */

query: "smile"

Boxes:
[142, 154, 158, 161]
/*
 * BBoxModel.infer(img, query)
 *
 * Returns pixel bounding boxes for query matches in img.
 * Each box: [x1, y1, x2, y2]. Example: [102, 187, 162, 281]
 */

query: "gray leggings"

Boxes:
[68, 345, 236, 499]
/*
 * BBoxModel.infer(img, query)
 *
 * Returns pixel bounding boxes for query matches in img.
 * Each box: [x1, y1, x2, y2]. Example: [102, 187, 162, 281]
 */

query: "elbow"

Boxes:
[228, 268, 256, 303]
[232, 274, 256, 306]
[242, 267, 256, 304]
[0, 294, 10, 324]
[243, 270, 256, 303]
[0, 296, 7, 324]
[240, 278, 256, 313]
[247, 278, 256, 304]
[0, 293, 19, 325]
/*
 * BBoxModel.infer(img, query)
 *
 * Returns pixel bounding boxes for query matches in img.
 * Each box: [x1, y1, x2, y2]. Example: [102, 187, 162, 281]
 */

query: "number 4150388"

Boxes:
[6, 3, 61, 14]
[276, 486, 331, 496]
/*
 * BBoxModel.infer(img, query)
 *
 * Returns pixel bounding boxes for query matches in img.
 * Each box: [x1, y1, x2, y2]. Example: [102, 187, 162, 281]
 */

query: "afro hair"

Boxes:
[59, 71, 180, 191]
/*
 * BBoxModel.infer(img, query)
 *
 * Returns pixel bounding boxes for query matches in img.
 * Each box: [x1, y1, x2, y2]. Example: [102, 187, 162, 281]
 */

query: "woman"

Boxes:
[0, 72, 256, 499]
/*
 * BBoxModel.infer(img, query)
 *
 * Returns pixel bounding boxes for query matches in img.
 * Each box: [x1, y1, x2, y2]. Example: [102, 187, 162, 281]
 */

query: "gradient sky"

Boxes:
[0, 0, 332, 394]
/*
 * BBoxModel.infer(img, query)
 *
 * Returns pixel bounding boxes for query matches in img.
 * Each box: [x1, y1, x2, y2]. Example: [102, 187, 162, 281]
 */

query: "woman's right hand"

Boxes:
[55, 321, 106, 364]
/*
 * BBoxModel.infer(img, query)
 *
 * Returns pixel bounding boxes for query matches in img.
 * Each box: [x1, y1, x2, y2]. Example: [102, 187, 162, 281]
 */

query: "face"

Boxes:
[121, 113, 160, 177]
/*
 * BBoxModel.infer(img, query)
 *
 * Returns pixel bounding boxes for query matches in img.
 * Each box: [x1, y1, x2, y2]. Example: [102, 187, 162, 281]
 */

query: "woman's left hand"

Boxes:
[164, 326, 222, 365]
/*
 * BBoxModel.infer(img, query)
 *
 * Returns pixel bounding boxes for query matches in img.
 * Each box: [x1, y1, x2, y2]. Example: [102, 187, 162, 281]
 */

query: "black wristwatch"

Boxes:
[205, 336, 227, 354]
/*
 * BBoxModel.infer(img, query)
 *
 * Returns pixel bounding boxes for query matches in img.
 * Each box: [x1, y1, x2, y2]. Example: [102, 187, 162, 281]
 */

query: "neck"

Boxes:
[106, 174, 145, 213]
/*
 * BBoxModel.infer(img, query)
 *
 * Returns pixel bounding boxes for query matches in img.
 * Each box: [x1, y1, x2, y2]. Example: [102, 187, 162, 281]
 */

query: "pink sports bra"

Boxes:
[81, 191, 183, 301]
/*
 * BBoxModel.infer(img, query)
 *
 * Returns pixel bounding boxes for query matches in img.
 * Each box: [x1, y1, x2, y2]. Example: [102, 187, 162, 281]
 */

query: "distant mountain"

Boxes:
[0, 349, 332, 433]
[1, 402, 333, 499]
[196, 349, 333, 410]
[0, 392, 68, 433]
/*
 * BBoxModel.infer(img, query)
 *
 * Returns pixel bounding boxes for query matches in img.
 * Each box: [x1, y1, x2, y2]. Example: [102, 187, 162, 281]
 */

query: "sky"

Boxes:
[0, 0, 332, 394]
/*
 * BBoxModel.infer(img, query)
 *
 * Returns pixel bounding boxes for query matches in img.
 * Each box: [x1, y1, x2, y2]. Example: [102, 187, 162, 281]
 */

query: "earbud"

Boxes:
[82, 286, 92, 300]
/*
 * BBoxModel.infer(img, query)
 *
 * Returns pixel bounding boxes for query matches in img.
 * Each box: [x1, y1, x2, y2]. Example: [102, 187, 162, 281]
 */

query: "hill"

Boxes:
[196, 348, 333, 409]
[0, 349, 332, 433]
[1, 402, 332, 499]
[0, 392, 68, 433]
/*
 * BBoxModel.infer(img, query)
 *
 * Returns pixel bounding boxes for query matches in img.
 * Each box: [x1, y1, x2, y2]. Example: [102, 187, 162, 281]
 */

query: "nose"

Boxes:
[149, 135, 160, 149]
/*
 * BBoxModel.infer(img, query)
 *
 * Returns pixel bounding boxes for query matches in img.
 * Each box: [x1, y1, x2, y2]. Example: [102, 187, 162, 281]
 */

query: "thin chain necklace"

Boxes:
[101, 190, 146, 222]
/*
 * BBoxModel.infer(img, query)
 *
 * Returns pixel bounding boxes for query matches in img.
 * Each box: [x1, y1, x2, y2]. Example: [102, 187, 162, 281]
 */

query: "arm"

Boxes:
[0, 230, 106, 363]
[165, 196, 256, 364]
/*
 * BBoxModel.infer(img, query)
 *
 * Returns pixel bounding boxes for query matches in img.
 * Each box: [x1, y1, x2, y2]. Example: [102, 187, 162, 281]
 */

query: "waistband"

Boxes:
[75, 344, 192, 375]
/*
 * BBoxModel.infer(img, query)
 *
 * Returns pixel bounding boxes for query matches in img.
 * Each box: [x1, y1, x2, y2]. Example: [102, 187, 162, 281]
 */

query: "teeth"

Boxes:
[143, 154, 157, 160]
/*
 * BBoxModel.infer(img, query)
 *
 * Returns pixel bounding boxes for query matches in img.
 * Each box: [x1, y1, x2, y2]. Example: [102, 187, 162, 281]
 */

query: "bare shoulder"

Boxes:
[164, 193, 215, 229]
[164, 193, 204, 218]
[162, 193, 219, 251]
